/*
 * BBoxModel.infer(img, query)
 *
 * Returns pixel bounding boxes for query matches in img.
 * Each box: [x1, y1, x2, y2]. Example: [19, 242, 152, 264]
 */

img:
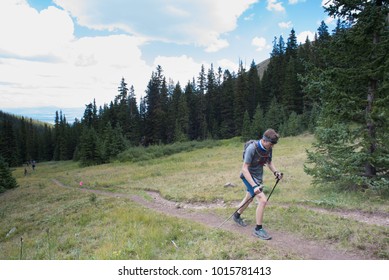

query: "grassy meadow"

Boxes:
[1, 134, 388, 259]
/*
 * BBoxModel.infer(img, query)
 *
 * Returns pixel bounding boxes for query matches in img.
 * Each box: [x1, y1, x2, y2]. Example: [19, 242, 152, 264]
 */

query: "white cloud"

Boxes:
[288, 0, 306, 4]
[266, 0, 285, 13]
[165, 5, 191, 18]
[0, 0, 325, 112]
[153, 55, 208, 87]
[297, 31, 315, 43]
[325, 16, 336, 26]
[3, 0, 249, 109]
[204, 37, 230, 53]
[54, 0, 258, 52]
[217, 59, 239, 73]
[0, 1, 153, 108]
[0, 35, 151, 108]
[252, 37, 269, 51]
[279, 21, 293, 29]
[244, 13, 255, 21]
[0, 1, 74, 58]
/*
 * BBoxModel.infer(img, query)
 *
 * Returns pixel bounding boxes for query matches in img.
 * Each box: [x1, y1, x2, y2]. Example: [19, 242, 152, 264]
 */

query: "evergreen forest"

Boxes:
[1, 1, 388, 194]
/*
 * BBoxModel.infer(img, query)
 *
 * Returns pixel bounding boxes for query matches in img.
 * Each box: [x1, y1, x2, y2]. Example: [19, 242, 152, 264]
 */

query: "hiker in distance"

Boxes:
[234, 128, 283, 240]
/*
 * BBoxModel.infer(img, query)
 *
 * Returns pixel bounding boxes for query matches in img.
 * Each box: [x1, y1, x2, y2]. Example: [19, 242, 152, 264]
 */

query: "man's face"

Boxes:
[263, 139, 276, 150]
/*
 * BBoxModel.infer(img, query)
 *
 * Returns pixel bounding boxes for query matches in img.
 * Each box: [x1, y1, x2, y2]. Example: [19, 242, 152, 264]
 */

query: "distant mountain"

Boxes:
[0, 107, 84, 124]
[256, 58, 270, 79]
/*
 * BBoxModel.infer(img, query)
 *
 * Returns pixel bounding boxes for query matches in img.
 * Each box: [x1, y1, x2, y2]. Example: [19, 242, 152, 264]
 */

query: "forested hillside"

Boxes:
[0, 112, 54, 166]
[0, 24, 319, 166]
[1, 1, 388, 194]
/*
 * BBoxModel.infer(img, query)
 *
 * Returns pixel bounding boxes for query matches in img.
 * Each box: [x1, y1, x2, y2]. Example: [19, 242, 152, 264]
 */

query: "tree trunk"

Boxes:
[365, 79, 377, 177]
[364, 0, 382, 178]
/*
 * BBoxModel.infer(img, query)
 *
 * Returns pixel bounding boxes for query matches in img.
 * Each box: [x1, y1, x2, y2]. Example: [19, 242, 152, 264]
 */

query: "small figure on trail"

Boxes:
[233, 128, 283, 240]
[32, 160, 36, 171]
[24, 168, 28, 176]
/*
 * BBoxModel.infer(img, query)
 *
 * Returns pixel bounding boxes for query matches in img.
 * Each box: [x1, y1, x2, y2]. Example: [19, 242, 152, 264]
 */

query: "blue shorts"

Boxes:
[241, 175, 262, 197]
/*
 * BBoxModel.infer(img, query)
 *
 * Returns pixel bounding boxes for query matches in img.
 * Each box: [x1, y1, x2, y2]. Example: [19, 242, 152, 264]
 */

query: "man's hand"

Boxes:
[274, 171, 283, 180]
[253, 184, 263, 194]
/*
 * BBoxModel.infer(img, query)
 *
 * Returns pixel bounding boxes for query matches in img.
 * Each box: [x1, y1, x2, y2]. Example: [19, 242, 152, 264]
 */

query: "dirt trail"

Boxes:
[144, 191, 389, 227]
[52, 179, 385, 260]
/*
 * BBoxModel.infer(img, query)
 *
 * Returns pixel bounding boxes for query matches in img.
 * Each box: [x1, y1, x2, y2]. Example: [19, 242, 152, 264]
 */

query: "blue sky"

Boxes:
[0, 0, 335, 122]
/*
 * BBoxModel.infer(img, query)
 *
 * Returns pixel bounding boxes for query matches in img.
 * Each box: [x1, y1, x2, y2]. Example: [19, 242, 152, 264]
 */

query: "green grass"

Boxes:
[0, 179, 286, 260]
[0, 159, 287, 260]
[268, 206, 388, 259]
[1, 134, 388, 259]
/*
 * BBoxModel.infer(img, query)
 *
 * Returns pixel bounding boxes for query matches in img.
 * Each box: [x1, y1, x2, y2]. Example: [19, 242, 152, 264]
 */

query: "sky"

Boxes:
[0, 0, 335, 123]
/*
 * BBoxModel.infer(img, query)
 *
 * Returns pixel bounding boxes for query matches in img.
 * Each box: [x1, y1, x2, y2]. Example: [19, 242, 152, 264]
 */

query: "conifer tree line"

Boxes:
[0, 112, 54, 166]
[1, 0, 388, 193]
[1, 22, 317, 168]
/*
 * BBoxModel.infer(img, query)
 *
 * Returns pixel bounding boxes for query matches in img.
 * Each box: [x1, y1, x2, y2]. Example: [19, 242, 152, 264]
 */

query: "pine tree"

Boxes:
[282, 57, 302, 113]
[196, 65, 208, 139]
[286, 28, 298, 59]
[116, 77, 129, 134]
[0, 120, 19, 166]
[0, 156, 18, 193]
[219, 70, 236, 138]
[52, 111, 73, 161]
[170, 82, 189, 142]
[251, 105, 265, 139]
[247, 60, 261, 119]
[305, 0, 389, 192]
[241, 110, 251, 141]
[206, 64, 218, 137]
[234, 62, 249, 134]
[265, 36, 286, 103]
[18, 117, 27, 163]
[264, 97, 285, 132]
[184, 81, 199, 140]
[159, 77, 170, 143]
[259, 68, 273, 111]
[127, 85, 141, 145]
[77, 127, 103, 166]
[144, 65, 167, 144]
[317, 20, 330, 42]
[102, 122, 126, 160]
[139, 97, 147, 144]
[42, 124, 53, 161]
[280, 111, 303, 136]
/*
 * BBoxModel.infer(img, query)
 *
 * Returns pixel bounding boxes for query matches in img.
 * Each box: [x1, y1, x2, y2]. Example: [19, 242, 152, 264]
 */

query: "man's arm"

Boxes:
[267, 161, 283, 179]
[267, 161, 277, 174]
[241, 162, 257, 187]
[241, 162, 263, 194]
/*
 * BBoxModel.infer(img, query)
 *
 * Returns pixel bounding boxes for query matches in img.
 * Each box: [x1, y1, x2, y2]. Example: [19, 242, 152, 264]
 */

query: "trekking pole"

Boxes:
[267, 174, 282, 202]
[217, 194, 255, 229]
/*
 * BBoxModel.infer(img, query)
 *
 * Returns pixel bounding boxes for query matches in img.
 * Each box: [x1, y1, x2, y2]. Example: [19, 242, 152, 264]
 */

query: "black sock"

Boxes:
[234, 212, 241, 218]
[255, 225, 262, 231]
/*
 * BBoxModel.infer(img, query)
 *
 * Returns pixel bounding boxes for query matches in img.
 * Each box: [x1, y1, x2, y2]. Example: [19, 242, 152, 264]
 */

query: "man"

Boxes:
[233, 128, 283, 240]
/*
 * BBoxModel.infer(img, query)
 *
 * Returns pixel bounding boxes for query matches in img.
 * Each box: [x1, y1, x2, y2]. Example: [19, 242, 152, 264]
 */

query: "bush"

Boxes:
[117, 140, 221, 163]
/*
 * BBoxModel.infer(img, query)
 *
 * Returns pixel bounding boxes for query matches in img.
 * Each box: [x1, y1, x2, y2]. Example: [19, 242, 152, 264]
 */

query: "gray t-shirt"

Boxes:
[241, 140, 272, 182]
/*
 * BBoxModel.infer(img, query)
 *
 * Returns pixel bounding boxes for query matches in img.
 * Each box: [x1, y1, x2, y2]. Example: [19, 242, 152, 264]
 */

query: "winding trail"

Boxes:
[52, 179, 386, 260]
